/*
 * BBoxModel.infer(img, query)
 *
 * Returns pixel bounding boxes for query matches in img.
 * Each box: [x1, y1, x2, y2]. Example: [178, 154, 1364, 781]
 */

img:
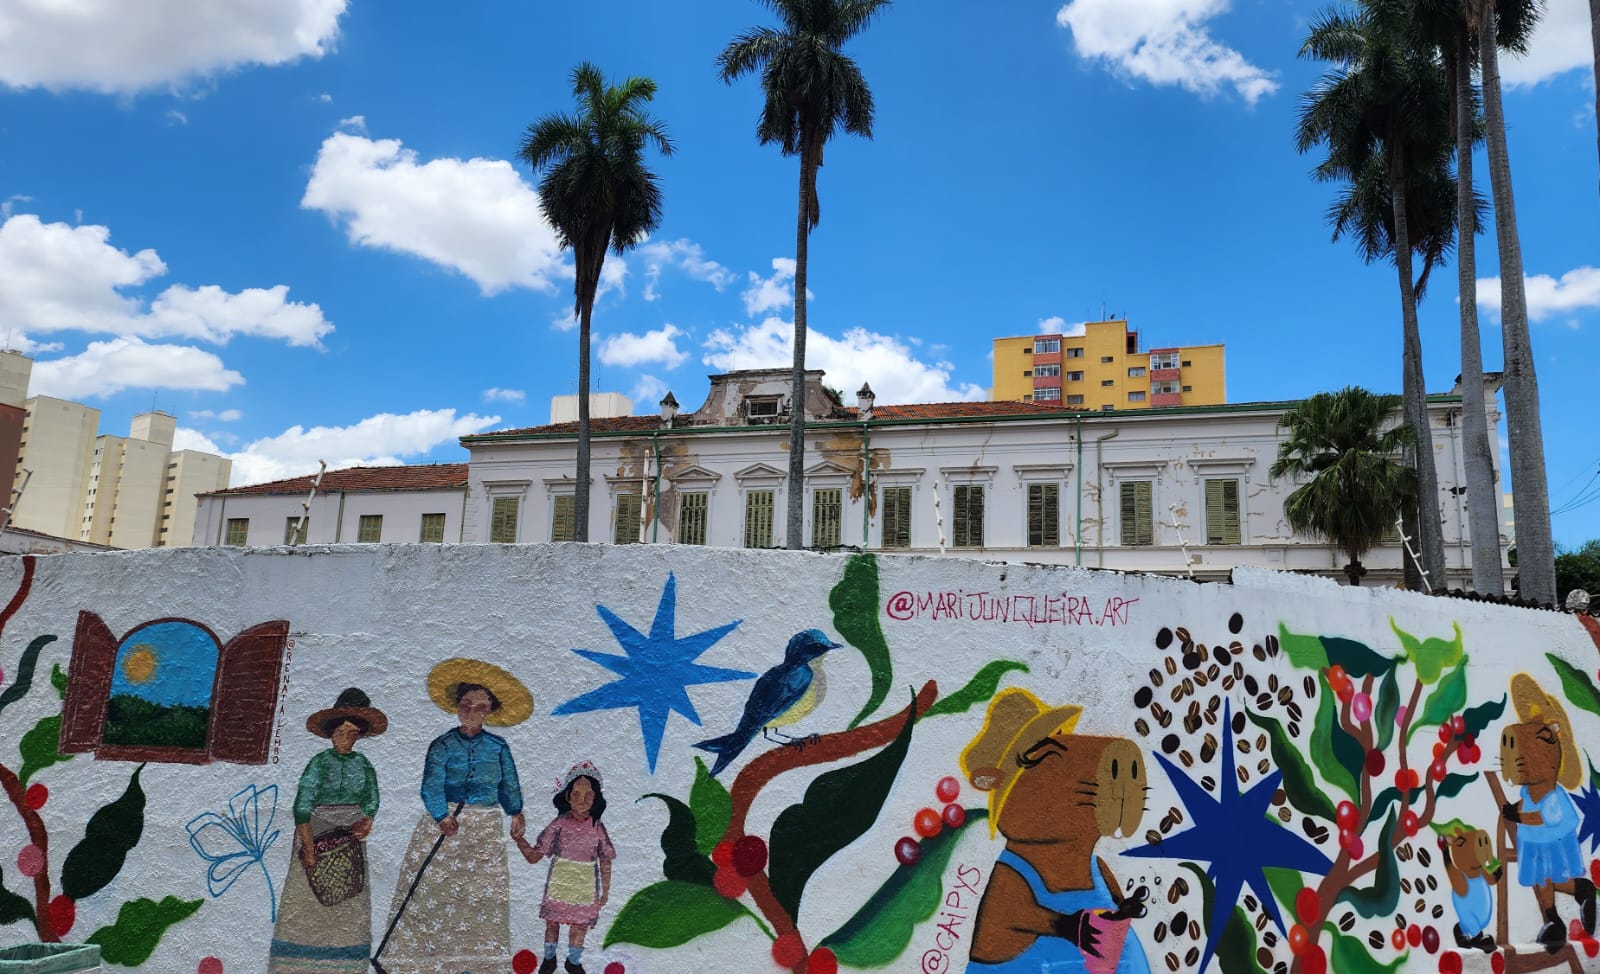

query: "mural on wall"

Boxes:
[0, 556, 202, 961]
[5, 545, 1600, 974]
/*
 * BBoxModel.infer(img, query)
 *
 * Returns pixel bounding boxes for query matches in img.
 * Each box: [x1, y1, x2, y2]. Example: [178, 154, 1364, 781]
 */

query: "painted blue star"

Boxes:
[1124, 700, 1333, 974]
[1576, 774, 1600, 854]
[553, 573, 753, 772]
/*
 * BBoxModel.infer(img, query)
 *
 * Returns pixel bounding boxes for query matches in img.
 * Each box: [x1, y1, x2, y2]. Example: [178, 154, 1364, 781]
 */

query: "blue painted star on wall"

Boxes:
[1576, 762, 1600, 853]
[1124, 700, 1333, 973]
[553, 573, 754, 772]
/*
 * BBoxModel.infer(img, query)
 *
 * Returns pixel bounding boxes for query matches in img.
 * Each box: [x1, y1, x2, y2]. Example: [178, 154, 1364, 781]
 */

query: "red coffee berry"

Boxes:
[732, 835, 768, 877]
[1438, 951, 1462, 974]
[1336, 802, 1357, 828]
[1402, 811, 1420, 837]
[935, 776, 960, 803]
[1295, 887, 1320, 926]
[604, 964, 626, 974]
[1422, 926, 1440, 954]
[772, 932, 807, 968]
[894, 836, 921, 866]
[1288, 924, 1310, 955]
[942, 804, 966, 829]
[1392, 928, 1407, 951]
[913, 808, 942, 838]
[513, 950, 538, 974]
[807, 946, 839, 974]
[1450, 715, 1465, 736]
[48, 895, 74, 938]
[711, 840, 735, 868]
[1431, 760, 1447, 782]
[1301, 945, 1327, 974]
[1407, 924, 1423, 948]
[713, 866, 748, 900]
[1492, 950, 1506, 973]
[22, 784, 46, 810]
[198, 959, 224, 974]
[1366, 749, 1386, 776]
[1438, 724, 1453, 743]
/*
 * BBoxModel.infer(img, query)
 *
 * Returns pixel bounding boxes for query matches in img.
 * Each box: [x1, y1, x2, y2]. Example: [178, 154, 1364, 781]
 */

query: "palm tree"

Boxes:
[520, 63, 673, 542]
[1472, 0, 1556, 602]
[1271, 387, 1416, 585]
[718, 0, 888, 549]
[1297, 0, 1453, 589]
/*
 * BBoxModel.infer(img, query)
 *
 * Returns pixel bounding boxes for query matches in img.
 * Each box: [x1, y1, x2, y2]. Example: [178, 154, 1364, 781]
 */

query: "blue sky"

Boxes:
[1, 0, 1597, 545]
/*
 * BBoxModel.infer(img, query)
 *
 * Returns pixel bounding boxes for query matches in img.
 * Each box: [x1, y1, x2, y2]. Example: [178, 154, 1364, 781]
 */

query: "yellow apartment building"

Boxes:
[992, 319, 1225, 410]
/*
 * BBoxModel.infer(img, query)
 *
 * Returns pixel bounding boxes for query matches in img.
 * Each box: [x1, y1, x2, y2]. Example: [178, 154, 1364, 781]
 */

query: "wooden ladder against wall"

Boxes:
[1485, 772, 1582, 974]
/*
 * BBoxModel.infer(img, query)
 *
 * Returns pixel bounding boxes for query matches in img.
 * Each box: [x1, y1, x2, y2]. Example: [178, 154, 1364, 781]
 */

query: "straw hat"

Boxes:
[961, 687, 1083, 834]
[1511, 673, 1582, 790]
[306, 687, 388, 738]
[427, 657, 533, 727]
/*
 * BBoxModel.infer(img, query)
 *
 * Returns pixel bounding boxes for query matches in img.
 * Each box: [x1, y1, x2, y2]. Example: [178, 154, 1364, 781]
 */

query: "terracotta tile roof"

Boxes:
[476, 415, 671, 438]
[206, 463, 468, 496]
[467, 401, 1087, 439]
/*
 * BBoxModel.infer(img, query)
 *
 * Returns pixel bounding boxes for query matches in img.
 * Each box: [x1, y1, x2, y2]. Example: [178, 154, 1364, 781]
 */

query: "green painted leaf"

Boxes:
[1248, 708, 1337, 821]
[640, 793, 714, 886]
[1373, 667, 1400, 752]
[688, 757, 732, 857]
[0, 867, 36, 927]
[1325, 924, 1405, 974]
[1462, 694, 1507, 740]
[1323, 637, 1395, 678]
[1407, 661, 1469, 744]
[85, 895, 202, 965]
[768, 700, 917, 919]
[821, 809, 987, 965]
[1338, 812, 1401, 917]
[0, 635, 55, 718]
[1392, 621, 1462, 685]
[1262, 866, 1304, 918]
[1217, 906, 1267, 974]
[19, 713, 69, 784]
[1279, 624, 1329, 671]
[1547, 655, 1600, 719]
[49, 662, 66, 699]
[604, 880, 762, 949]
[831, 553, 893, 729]
[1438, 773, 1477, 800]
[1309, 674, 1359, 801]
[1365, 786, 1422, 827]
[922, 660, 1029, 720]
[61, 764, 146, 901]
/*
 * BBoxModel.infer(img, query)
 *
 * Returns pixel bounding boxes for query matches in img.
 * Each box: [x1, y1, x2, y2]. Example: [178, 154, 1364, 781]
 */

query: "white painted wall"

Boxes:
[193, 488, 468, 546]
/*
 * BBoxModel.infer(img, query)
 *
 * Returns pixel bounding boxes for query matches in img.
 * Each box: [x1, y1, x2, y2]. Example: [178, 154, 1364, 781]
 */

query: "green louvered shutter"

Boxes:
[1120, 481, 1152, 546]
[1205, 479, 1241, 545]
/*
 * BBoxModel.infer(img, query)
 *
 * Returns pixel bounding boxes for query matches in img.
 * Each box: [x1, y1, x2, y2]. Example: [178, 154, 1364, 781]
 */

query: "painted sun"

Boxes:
[122, 644, 158, 684]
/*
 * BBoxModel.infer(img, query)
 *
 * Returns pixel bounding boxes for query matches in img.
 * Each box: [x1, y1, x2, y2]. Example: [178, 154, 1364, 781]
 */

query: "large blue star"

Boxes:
[553, 573, 753, 772]
[1124, 700, 1333, 974]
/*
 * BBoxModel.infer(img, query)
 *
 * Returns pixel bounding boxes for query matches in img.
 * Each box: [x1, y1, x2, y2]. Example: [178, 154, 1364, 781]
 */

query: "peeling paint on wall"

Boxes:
[0, 547, 1597, 974]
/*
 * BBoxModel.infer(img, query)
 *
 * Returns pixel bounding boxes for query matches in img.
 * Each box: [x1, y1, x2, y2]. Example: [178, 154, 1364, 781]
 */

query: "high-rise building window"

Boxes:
[419, 513, 447, 543]
[1067, 395, 1085, 405]
[953, 484, 984, 548]
[489, 497, 519, 543]
[1205, 479, 1242, 545]
[1067, 371, 1084, 382]
[1037, 387, 1062, 401]
[357, 515, 383, 543]
[881, 486, 911, 549]
[1128, 391, 1147, 402]
[678, 492, 708, 545]
[1034, 338, 1060, 353]
[1120, 481, 1153, 546]
[744, 490, 775, 548]
[1027, 483, 1060, 547]
[811, 488, 843, 548]
[1128, 367, 1146, 377]
[1034, 364, 1061, 378]
[1066, 347, 1084, 358]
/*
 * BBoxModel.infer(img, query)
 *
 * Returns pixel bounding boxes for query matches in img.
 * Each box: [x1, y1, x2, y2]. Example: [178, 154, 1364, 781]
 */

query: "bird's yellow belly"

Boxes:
[767, 662, 826, 728]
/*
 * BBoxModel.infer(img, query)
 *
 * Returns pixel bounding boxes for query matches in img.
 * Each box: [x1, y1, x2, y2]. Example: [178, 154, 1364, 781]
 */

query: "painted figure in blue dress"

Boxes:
[1436, 820, 1502, 951]
[961, 688, 1151, 974]
[1500, 674, 1597, 952]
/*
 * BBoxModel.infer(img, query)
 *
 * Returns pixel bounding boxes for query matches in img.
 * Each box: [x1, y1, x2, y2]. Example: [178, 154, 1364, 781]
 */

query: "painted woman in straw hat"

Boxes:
[379, 658, 533, 974]
[1499, 673, 1596, 951]
[268, 687, 386, 974]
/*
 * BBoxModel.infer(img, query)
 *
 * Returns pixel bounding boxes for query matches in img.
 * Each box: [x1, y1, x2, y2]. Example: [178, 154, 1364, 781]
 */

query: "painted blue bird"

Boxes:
[694, 628, 843, 777]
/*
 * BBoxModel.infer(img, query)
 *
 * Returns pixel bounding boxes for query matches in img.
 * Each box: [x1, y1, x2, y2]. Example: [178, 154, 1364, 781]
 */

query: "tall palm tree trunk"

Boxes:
[1481, 12, 1556, 602]
[1389, 138, 1448, 589]
[575, 298, 593, 542]
[1454, 29, 1506, 594]
[1592, 0, 1600, 196]
[786, 142, 815, 550]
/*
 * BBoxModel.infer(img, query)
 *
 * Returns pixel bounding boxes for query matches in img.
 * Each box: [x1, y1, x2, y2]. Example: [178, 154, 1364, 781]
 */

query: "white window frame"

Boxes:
[484, 478, 533, 544]
[1103, 461, 1165, 548]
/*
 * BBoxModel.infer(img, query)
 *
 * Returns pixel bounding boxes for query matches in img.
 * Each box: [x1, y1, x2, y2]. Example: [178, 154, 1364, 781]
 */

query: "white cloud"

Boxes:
[638, 239, 735, 300]
[599, 323, 688, 369]
[0, 214, 332, 346]
[318, 92, 333, 103]
[31, 338, 244, 399]
[302, 131, 564, 295]
[1056, 0, 1278, 104]
[189, 408, 244, 422]
[631, 374, 670, 408]
[1035, 316, 1089, 337]
[482, 387, 527, 404]
[1477, 267, 1600, 322]
[0, 0, 346, 93]
[199, 408, 499, 487]
[703, 319, 987, 405]
[337, 114, 366, 133]
[742, 257, 815, 317]
[1, 196, 31, 219]
[165, 109, 188, 126]
[1502, 0, 1591, 87]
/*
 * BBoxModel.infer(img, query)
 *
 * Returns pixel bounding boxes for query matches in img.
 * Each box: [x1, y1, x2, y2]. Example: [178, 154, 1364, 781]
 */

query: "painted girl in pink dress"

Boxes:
[517, 761, 616, 974]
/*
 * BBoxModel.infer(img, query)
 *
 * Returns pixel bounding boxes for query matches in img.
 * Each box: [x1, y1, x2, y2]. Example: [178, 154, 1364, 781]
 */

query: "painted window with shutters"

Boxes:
[419, 512, 446, 543]
[1205, 479, 1241, 545]
[489, 497, 519, 543]
[1027, 483, 1060, 547]
[357, 514, 383, 543]
[1120, 481, 1153, 546]
[550, 495, 576, 542]
[224, 518, 248, 546]
[678, 492, 708, 545]
[744, 490, 775, 548]
[952, 484, 984, 548]
[284, 517, 308, 545]
[881, 486, 911, 549]
[811, 488, 843, 548]
[614, 494, 643, 544]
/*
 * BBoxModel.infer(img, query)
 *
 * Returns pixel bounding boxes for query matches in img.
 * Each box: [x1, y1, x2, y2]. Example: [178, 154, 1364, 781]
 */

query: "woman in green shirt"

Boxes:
[269, 688, 387, 974]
